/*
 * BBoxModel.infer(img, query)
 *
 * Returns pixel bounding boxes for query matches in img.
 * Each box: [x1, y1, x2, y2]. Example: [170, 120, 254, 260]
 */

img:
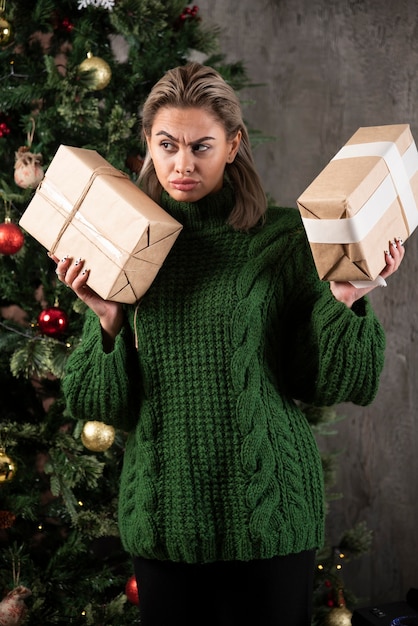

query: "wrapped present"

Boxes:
[297, 124, 418, 282]
[19, 145, 182, 303]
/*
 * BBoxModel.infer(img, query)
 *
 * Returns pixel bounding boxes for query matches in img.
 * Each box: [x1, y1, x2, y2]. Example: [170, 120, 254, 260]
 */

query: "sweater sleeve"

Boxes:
[281, 225, 386, 407]
[62, 308, 141, 431]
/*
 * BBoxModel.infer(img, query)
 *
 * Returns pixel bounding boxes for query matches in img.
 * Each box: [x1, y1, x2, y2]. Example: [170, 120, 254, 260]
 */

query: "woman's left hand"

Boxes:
[330, 237, 405, 307]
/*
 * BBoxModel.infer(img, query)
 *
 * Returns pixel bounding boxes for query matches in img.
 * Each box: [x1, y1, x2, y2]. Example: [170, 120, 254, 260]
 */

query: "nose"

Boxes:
[175, 150, 194, 175]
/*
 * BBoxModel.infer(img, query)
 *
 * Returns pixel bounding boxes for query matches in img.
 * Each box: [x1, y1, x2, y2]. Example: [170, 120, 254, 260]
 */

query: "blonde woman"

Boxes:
[55, 63, 404, 625]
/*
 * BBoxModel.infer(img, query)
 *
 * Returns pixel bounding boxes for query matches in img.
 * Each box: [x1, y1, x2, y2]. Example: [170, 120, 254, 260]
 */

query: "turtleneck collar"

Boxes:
[159, 183, 236, 231]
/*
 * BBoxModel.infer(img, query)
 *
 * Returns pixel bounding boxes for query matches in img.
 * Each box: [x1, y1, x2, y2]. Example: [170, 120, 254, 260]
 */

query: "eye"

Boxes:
[192, 143, 209, 153]
[160, 141, 175, 151]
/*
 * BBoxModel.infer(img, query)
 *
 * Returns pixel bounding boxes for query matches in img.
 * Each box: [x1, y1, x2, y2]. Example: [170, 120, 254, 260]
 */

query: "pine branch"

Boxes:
[10, 336, 70, 379]
[339, 521, 373, 559]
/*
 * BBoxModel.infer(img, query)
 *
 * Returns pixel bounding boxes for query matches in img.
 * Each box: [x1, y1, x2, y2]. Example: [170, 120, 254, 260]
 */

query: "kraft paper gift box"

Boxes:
[19, 145, 183, 304]
[297, 124, 418, 282]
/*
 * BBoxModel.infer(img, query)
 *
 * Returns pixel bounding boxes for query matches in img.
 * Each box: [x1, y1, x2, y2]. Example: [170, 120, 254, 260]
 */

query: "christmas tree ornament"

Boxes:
[14, 118, 44, 189]
[0, 113, 10, 137]
[0, 509, 15, 529]
[51, 11, 74, 34]
[0, 112, 11, 137]
[79, 52, 112, 90]
[77, 0, 115, 9]
[178, 5, 200, 25]
[37, 306, 69, 337]
[125, 574, 139, 605]
[14, 146, 44, 189]
[324, 605, 353, 626]
[81, 421, 116, 452]
[0, 0, 12, 47]
[0, 586, 31, 626]
[0, 448, 16, 483]
[0, 119, 10, 137]
[0, 218, 24, 255]
[0, 510, 16, 529]
[324, 588, 353, 626]
[60, 17, 74, 33]
[0, 16, 11, 45]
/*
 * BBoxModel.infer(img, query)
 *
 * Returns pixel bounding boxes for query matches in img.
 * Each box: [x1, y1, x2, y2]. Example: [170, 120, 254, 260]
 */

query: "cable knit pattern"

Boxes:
[63, 185, 386, 564]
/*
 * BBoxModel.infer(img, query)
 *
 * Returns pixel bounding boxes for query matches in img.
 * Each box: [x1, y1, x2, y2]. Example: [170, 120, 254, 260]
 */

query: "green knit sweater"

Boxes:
[62, 184, 386, 564]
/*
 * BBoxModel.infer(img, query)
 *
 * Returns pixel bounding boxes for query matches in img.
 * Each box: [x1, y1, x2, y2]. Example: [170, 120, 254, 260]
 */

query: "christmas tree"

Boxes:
[0, 1, 251, 623]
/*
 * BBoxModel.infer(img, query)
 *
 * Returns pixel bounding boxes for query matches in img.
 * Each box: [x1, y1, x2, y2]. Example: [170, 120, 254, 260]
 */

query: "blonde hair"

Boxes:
[138, 62, 267, 231]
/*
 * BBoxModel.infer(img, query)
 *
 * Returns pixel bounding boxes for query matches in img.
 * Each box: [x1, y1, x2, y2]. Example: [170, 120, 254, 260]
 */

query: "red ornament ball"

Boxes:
[125, 575, 139, 605]
[0, 220, 25, 255]
[37, 307, 69, 337]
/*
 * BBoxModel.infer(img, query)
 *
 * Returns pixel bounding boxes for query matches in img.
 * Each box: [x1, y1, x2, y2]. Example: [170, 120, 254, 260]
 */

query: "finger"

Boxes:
[72, 267, 90, 294]
[55, 255, 72, 281]
[380, 239, 405, 279]
[389, 238, 405, 268]
[395, 237, 405, 261]
[63, 257, 85, 287]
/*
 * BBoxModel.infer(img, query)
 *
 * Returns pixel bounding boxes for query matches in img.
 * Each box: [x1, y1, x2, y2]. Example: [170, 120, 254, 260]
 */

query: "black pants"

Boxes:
[133, 550, 316, 626]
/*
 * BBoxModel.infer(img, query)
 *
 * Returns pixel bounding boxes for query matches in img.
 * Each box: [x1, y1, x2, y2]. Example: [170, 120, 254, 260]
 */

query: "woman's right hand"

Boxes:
[51, 253, 124, 346]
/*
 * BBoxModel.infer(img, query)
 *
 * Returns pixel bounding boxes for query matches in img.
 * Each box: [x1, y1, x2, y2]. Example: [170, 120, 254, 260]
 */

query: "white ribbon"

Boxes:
[301, 139, 418, 243]
[349, 276, 387, 289]
[39, 178, 124, 261]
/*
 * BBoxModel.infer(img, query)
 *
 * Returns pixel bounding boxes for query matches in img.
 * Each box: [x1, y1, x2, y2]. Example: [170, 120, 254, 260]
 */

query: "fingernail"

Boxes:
[74, 257, 82, 266]
[385, 250, 392, 258]
[396, 237, 404, 246]
[81, 269, 89, 275]
[61, 255, 69, 262]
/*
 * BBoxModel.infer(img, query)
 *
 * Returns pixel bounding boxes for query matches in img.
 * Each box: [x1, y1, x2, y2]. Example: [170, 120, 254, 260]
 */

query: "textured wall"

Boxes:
[197, 0, 418, 606]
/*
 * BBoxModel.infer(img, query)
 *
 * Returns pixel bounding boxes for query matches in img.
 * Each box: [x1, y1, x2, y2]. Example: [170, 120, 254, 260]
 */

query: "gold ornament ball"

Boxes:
[324, 606, 353, 626]
[81, 421, 116, 452]
[0, 448, 17, 483]
[0, 17, 12, 46]
[79, 52, 112, 90]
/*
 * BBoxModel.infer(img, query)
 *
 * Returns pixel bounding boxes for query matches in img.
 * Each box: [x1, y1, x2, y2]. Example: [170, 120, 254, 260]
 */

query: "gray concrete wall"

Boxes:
[197, 0, 418, 607]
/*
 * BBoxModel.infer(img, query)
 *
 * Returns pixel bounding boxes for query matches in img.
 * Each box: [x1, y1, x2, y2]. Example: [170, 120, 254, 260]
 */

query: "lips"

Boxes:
[170, 178, 199, 192]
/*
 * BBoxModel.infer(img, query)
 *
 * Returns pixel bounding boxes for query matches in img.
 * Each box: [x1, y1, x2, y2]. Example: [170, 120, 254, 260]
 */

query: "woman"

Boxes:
[55, 62, 404, 625]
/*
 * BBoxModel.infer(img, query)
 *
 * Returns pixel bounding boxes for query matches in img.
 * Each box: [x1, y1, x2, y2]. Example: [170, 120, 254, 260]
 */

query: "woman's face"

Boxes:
[145, 106, 241, 203]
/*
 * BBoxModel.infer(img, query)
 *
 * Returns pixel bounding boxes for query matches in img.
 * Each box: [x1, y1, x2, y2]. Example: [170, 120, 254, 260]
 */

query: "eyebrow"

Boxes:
[155, 130, 216, 144]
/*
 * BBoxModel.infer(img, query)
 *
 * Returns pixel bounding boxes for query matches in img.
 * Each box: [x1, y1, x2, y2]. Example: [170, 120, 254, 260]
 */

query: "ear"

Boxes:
[227, 130, 242, 163]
